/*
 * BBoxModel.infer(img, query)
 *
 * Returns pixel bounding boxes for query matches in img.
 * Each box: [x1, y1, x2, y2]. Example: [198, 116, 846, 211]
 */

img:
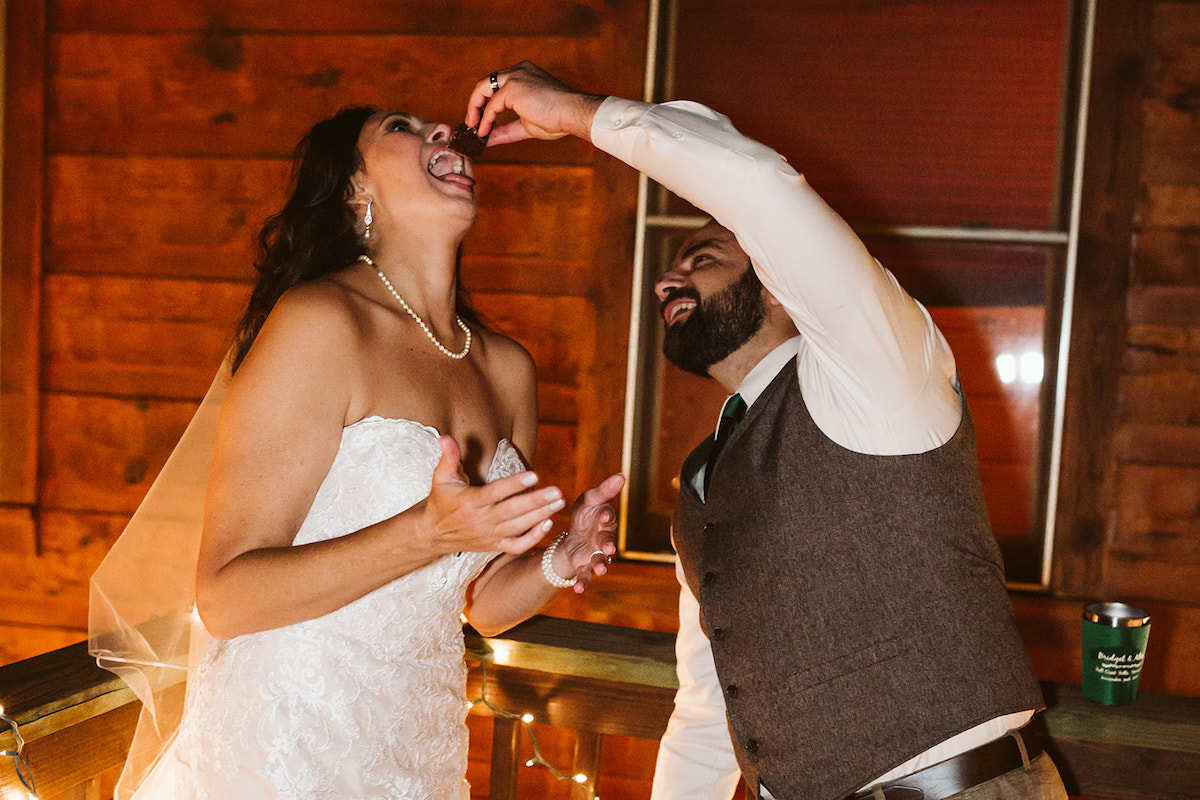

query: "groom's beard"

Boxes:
[661, 266, 767, 377]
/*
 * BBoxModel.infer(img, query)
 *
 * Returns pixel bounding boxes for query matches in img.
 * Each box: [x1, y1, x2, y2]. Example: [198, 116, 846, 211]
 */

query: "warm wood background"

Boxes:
[2, 1, 1199, 799]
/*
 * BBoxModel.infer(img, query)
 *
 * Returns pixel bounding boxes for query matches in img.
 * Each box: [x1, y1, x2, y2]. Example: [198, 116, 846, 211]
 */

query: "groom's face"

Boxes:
[654, 222, 767, 377]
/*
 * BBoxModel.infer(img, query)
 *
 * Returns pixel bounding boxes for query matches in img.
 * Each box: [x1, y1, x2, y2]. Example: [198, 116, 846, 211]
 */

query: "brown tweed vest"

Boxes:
[673, 359, 1043, 800]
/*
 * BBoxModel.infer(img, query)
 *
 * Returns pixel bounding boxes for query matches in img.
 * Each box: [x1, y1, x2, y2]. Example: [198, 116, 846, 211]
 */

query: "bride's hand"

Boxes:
[416, 435, 565, 556]
[554, 473, 626, 593]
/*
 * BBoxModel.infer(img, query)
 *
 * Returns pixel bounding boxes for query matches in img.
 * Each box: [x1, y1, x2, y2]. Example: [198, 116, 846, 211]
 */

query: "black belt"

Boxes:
[844, 726, 1044, 800]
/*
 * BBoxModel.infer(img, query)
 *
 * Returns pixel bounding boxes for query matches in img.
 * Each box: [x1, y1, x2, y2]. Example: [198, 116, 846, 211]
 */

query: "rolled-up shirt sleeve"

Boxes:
[590, 96, 961, 455]
[651, 559, 742, 800]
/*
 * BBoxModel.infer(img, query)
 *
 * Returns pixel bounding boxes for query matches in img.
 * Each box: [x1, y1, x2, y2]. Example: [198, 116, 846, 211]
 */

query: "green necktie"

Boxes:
[704, 393, 747, 494]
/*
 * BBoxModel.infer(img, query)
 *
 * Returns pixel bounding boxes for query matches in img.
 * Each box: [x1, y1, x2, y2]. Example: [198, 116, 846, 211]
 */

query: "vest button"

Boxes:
[725, 684, 738, 698]
[710, 627, 725, 641]
[703, 523, 714, 534]
[702, 571, 716, 585]
[745, 738, 759, 755]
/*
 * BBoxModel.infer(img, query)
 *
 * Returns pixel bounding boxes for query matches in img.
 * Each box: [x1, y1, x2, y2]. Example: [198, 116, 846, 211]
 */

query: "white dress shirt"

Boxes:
[589, 97, 1032, 799]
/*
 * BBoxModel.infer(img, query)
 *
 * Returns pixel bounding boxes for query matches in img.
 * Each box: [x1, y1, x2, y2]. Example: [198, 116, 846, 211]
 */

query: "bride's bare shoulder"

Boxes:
[260, 275, 380, 345]
[475, 328, 535, 385]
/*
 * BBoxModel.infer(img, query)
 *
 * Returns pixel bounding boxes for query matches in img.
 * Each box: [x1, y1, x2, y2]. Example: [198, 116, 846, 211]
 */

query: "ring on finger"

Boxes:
[489, 72, 500, 93]
[589, 549, 605, 560]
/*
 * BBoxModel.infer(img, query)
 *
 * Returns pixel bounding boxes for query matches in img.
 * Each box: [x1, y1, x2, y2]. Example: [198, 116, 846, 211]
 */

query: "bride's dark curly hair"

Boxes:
[231, 106, 481, 373]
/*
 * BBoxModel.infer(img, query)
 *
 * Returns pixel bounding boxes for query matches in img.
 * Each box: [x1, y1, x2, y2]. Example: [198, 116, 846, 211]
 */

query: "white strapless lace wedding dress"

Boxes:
[135, 418, 522, 800]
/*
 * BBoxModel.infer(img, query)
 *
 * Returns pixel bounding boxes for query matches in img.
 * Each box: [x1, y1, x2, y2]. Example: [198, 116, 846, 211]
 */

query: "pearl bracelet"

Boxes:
[541, 532, 577, 589]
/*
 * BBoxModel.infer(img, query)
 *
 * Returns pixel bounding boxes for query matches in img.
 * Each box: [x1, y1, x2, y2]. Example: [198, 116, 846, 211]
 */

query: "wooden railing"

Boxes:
[2, 616, 1199, 799]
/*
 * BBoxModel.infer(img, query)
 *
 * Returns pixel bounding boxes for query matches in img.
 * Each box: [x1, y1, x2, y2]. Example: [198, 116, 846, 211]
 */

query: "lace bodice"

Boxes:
[155, 419, 524, 800]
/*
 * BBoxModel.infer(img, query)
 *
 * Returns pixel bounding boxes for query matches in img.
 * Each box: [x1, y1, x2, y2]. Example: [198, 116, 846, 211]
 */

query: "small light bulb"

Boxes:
[525, 759, 535, 767]
[521, 713, 534, 723]
[573, 773, 588, 783]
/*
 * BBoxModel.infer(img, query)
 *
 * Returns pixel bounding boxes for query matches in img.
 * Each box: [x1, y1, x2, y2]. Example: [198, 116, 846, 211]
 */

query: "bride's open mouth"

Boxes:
[427, 150, 469, 180]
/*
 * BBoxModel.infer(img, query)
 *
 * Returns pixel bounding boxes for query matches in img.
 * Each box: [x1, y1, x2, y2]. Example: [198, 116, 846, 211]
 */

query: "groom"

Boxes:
[469, 62, 1067, 800]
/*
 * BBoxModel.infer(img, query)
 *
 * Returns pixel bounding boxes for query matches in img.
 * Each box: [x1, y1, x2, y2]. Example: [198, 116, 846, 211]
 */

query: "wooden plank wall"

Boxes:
[0, 0, 646, 664]
[1109, 1, 1200, 602]
[1047, 0, 1200, 698]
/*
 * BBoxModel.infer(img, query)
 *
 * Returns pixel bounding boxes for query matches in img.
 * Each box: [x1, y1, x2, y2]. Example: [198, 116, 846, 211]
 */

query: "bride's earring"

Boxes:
[364, 201, 373, 241]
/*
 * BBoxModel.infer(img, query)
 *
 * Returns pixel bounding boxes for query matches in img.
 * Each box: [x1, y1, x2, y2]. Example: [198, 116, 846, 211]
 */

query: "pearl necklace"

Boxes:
[359, 255, 471, 360]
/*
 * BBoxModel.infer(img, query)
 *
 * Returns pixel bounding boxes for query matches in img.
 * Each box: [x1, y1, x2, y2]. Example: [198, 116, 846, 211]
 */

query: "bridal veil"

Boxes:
[87, 359, 230, 799]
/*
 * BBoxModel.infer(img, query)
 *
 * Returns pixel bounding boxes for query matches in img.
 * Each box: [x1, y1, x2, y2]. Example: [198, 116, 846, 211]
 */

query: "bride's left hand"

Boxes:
[556, 473, 626, 593]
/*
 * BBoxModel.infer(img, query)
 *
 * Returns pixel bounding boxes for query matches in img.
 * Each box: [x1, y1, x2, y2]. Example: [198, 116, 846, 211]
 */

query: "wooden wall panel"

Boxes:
[1094, 0, 1200, 612]
[43, 275, 244, 397]
[533, 422, 580, 528]
[1, 0, 46, 505]
[48, 33, 604, 160]
[0, 508, 37, 557]
[40, 393, 201, 515]
[474, 293, 594, 391]
[1130, 230, 1200, 285]
[1141, 2, 1200, 184]
[46, 156, 287, 279]
[1114, 422, 1200, 468]
[1106, 553, 1200, 614]
[462, 164, 597, 297]
[1112, 464, 1200, 559]
[54, 0, 625, 36]
[0, 549, 92, 630]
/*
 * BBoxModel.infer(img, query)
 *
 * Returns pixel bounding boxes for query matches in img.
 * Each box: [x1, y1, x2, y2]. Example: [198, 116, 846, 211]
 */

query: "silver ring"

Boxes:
[590, 549, 605, 560]
[489, 72, 500, 93]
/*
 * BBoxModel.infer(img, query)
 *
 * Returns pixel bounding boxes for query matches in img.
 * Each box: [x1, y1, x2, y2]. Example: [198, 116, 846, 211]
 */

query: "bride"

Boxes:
[90, 96, 624, 799]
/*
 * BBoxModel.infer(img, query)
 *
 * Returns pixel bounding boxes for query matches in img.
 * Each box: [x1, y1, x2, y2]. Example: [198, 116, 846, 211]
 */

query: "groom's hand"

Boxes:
[465, 60, 607, 146]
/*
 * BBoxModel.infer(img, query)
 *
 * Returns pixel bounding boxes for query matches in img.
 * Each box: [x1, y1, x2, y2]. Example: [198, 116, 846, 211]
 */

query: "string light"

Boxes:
[468, 643, 598, 799]
[0, 706, 38, 799]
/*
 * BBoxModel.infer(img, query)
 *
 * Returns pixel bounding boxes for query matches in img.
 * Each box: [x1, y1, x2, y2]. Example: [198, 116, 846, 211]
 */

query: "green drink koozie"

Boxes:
[1081, 602, 1151, 705]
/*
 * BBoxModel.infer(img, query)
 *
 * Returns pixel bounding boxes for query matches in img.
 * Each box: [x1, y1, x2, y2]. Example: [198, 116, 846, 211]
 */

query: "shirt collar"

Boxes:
[735, 335, 801, 408]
